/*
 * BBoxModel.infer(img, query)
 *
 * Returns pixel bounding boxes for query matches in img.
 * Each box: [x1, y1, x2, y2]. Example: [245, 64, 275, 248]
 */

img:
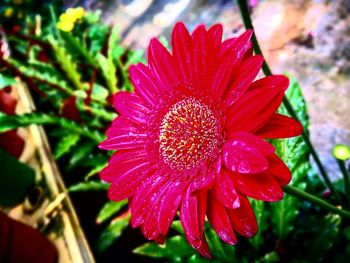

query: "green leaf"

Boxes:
[305, 214, 341, 262]
[250, 200, 269, 248]
[68, 141, 96, 167]
[96, 200, 128, 224]
[54, 133, 80, 159]
[0, 112, 104, 142]
[0, 148, 35, 206]
[48, 36, 85, 91]
[257, 251, 280, 263]
[270, 74, 310, 240]
[0, 74, 16, 89]
[84, 161, 107, 180]
[7, 58, 73, 93]
[97, 212, 130, 252]
[133, 235, 193, 261]
[69, 180, 109, 192]
[96, 53, 117, 93]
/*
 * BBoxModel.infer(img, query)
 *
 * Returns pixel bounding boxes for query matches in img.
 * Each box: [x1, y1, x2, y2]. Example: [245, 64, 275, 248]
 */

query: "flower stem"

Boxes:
[284, 185, 350, 219]
[236, 0, 339, 199]
[336, 159, 350, 205]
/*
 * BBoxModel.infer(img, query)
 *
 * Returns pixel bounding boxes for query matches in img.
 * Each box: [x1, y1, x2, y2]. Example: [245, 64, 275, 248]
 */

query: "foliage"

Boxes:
[0, 4, 142, 255]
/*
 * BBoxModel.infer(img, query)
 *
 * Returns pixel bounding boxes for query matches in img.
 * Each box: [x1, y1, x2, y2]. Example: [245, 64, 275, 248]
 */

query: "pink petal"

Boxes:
[130, 175, 168, 228]
[226, 87, 285, 135]
[255, 113, 303, 139]
[207, 193, 237, 245]
[196, 237, 212, 259]
[224, 55, 263, 108]
[211, 30, 253, 98]
[207, 24, 223, 51]
[267, 154, 292, 186]
[222, 138, 269, 174]
[227, 195, 258, 237]
[180, 189, 207, 249]
[114, 92, 151, 124]
[230, 171, 284, 201]
[191, 25, 212, 91]
[249, 75, 289, 92]
[99, 129, 147, 150]
[129, 63, 162, 105]
[141, 180, 174, 240]
[148, 38, 182, 88]
[172, 22, 192, 82]
[101, 150, 148, 182]
[158, 180, 189, 235]
[228, 132, 275, 155]
[212, 169, 240, 209]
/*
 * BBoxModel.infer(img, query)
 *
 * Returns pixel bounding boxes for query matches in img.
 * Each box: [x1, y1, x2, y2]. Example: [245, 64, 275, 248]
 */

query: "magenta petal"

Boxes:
[207, 193, 237, 245]
[227, 195, 258, 237]
[224, 55, 263, 108]
[212, 170, 240, 209]
[180, 189, 207, 248]
[211, 30, 253, 98]
[196, 237, 212, 259]
[129, 63, 162, 105]
[256, 113, 303, 139]
[99, 130, 146, 150]
[249, 75, 289, 92]
[228, 132, 275, 155]
[222, 138, 269, 174]
[172, 22, 192, 82]
[226, 87, 285, 134]
[231, 171, 284, 201]
[113, 91, 151, 124]
[267, 154, 292, 186]
[101, 150, 148, 182]
[158, 181, 188, 235]
[148, 38, 182, 87]
[130, 175, 168, 228]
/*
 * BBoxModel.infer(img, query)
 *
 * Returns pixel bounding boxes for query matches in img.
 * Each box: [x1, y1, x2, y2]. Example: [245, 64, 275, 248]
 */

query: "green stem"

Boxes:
[237, 0, 339, 199]
[284, 186, 350, 219]
[337, 159, 350, 205]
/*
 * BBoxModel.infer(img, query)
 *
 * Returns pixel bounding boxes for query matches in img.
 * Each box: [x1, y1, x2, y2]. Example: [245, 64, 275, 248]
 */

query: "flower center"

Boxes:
[159, 98, 220, 170]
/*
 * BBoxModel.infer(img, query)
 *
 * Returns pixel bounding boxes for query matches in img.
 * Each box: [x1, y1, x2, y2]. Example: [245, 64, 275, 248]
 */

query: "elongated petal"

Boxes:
[130, 175, 168, 227]
[211, 30, 253, 98]
[99, 129, 147, 150]
[249, 75, 289, 91]
[141, 180, 174, 240]
[114, 92, 151, 124]
[172, 22, 192, 82]
[158, 180, 189, 235]
[148, 38, 182, 87]
[256, 113, 303, 139]
[231, 171, 284, 201]
[180, 189, 207, 249]
[101, 150, 148, 182]
[228, 132, 274, 155]
[129, 63, 162, 105]
[224, 55, 263, 108]
[212, 170, 240, 209]
[226, 87, 285, 134]
[207, 193, 237, 245]
[267, 154, 292, 186]
[105, 162, 151, 201]
[227, 195, 257, 237]
[222, 138, 269, 174]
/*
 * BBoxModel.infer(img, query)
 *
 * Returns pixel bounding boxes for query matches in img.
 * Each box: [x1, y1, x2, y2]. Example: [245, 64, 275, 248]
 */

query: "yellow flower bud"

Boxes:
[57, 20, 74, 32]
[333, 144, 350, 161]
[4, 8, 14, 18]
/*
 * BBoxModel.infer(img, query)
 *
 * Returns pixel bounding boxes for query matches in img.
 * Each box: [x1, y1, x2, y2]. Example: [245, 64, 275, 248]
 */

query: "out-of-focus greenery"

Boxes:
[1, 2, 350, 263]
[0, 3, 143, 254]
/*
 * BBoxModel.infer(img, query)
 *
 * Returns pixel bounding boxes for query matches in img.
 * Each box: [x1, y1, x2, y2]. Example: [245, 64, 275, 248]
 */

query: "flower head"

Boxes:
[99, 23, 302, 257]
[57, 7, 85, 32]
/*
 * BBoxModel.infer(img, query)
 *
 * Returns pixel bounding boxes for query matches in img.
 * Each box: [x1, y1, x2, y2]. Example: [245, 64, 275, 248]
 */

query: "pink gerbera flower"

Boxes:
[99, 22, 302, 257]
